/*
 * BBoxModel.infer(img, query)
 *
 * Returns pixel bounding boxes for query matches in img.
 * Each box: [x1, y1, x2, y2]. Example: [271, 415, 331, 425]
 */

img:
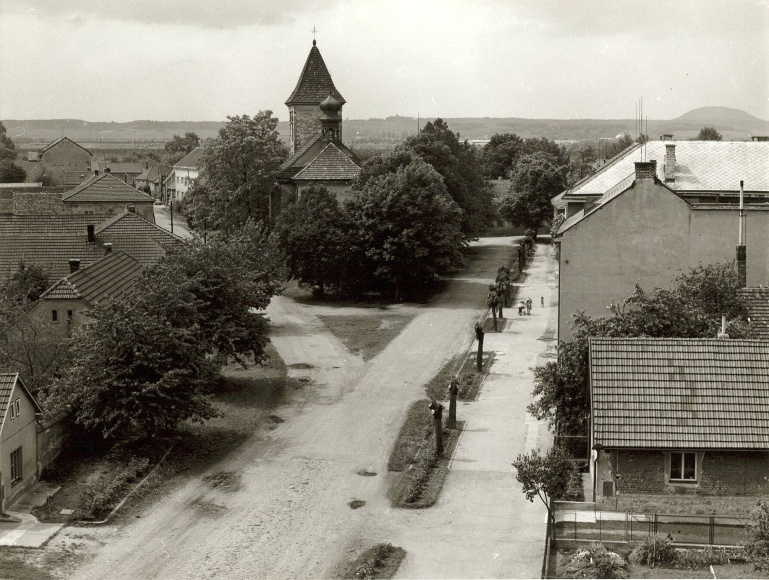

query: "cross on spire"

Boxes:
[312, 26, 318, 45]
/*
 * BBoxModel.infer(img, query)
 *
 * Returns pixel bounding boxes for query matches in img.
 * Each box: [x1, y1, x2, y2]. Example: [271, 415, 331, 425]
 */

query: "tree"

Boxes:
[569, 145, 597, 182]
[0, 160, 26, 183]
[745, 501, 769, 571]
[513, 446, 576, 526]
[347, 152, 465, 298]
[185, 113, 287, 233]
[0, 122, 17, 162]
[607, 133, 635, 157]
[31, 163, 56, 186]
[481, 133, 523, 179]
[696, 126, 723, 141]
[529, 262, 751, 437]
[400, 119, 495, 240]
[164, 132, 200, 156]
[3, 261, 50, 305]
[497, 152, 566, 233]
[274, 185, 350, 297]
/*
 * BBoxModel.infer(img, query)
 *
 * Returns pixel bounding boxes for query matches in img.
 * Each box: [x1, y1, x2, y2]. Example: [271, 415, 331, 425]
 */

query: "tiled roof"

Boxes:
[590, 337, 769, 449]
[63, 170, 92, 186]
[175, 148, 204, 169]
[285, 43, 346, 106]
[564, 141, 769, 200]
[292, 142, 360, 181]
[96, 162, 144, 175]
[39, 136, 91, 156]
[739, 287, 769, 340]
[0, 373, 42, 422]
[277, 133, 322, 177]
[63, 173, 154, 203]
[41, 251, 142, 304]
[0, 212, 182, 285]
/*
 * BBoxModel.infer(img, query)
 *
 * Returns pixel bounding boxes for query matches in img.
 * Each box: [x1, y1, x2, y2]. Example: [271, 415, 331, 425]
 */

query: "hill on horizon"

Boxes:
[4, 106, 767, 147]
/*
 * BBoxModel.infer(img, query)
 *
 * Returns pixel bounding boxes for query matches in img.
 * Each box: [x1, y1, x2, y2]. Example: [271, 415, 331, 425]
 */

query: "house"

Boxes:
[26, 137, 92, 187]
[62, 172, 155, 222]
[0, 373, 43, 508]
[589, 337, 769, 500]
[0, 209, 184, 286]
[554, 141, 769, 342]
[166, 148, 204, 203]
[134, 165, 171, 198]
[93, 162, 145, 188]
[272, 41, 360, 218]
[28, 251, 143, 339]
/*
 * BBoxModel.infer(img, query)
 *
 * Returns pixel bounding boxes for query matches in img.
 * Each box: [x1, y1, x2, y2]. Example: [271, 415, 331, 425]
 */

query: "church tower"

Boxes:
[285, 40, 346, 155]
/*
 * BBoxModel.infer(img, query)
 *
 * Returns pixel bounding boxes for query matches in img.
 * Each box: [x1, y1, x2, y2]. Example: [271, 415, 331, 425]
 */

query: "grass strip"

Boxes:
[334, 543, 407, 580]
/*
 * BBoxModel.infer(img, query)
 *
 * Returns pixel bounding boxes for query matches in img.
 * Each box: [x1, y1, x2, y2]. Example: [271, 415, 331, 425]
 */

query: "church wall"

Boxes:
[291, 104, 343, 153]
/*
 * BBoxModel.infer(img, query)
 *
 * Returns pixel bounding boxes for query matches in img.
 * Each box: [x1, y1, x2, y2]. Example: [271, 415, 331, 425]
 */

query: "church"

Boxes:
[272, 40, 361, 219]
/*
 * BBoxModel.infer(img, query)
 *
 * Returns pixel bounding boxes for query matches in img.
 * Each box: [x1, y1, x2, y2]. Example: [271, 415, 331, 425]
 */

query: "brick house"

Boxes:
[26, 137, 92, 187]
[62, 172, 156, 222]
[589, 337, 769, 501]
[93, 162, 145, 188]
[553, 142, 769, 342]
[272, 41, 360, 219]
[0, 373, 43, 508]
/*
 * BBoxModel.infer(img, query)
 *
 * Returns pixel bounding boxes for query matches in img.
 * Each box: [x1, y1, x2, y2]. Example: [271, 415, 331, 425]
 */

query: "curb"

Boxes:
[76, 446, 173, 526]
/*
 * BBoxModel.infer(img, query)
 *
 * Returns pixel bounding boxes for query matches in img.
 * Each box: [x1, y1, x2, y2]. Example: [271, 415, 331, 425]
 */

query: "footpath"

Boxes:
[392, 242, 559, 579]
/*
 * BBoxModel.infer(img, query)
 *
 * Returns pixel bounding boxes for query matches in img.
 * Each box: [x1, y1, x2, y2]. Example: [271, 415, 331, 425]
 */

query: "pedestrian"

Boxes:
[541, 296, 545, 308]
[516, 301, 525, 316]
[526, 297, 532, 315]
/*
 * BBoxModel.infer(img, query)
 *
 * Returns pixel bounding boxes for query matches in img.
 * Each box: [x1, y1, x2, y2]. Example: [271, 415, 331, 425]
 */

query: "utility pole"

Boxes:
[169, 199, 174, 234]
[475, 322, 484, 373]
[429, 400, 444, 456]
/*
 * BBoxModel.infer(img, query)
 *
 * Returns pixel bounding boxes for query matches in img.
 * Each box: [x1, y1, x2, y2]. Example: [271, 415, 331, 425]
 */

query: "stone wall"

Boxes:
[700, 451, 769, 495]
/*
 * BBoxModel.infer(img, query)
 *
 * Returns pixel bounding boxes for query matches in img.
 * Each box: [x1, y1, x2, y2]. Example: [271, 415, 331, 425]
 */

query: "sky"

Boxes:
[1, 0, 767, 122]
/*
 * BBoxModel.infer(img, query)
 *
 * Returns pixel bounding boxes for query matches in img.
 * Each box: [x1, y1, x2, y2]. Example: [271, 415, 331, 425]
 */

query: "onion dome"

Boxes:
[320, 93, 342, 113]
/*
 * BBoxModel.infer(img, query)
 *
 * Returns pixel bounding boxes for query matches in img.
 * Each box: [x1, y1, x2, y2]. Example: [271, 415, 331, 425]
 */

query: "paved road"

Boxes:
[71, 238, 543, 579]
[153, 204, 193, 239]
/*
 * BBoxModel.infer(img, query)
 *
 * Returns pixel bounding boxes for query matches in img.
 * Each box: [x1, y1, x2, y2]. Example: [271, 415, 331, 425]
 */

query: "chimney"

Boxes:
[94, 169, 99, 176]
[634, 160, 657, 181]
[105, 167, 111, 174]
[126, 204, 136, 213]
[87, 224, 95, 243]
[717, 314, 730, 339]
[103, 242, 113, 255]
[660, 133, 674, 141]
[664, 144, 676, 182]
[68, 259, 80, 273]
[737, 180, 747, 289]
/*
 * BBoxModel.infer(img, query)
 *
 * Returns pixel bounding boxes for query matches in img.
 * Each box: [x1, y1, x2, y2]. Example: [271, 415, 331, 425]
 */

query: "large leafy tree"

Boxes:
[347, 152, 464, 298]
[186, 112, 287, 233]
[274, 185, 349, 297]
[497, 152, 566, 232]
[0, 160, 26, 183]
[696, 126, 723, 141]
[0, 122, 17, 162]
[529, 262, 751, 437]
[513, 446, 577, 525]
[481, 133, 524, 179]
[165, 131, 200, 155]
[400, 119, 495, 240]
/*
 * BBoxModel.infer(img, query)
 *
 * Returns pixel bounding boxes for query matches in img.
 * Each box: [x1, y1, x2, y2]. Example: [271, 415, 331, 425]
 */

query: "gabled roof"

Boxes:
[292, 142, 361, 181]
[739, 287, 769, 340]
[590, 337, 769, 449]
[0, 211, 183, 285]
[562, 141, 769, 201]
[0, 374, 43, 423]
[40, 251, 142, 304]
[285, 42, 346, 106]
[136, 165, 171, 182]
[39, 136, 92, 157]
[96, 162, 144, 175]
[63, 173, 154, 203]
[175, 147, 204, 169]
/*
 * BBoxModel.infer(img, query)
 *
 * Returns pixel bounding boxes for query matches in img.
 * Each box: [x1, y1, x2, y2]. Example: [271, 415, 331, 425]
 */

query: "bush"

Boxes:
[745, 501, 769, 570]
[81, 457, 150, 520]
[675, 546, 737, 569]
[569, 544, 628, 579]
[635, 534, 677, 567]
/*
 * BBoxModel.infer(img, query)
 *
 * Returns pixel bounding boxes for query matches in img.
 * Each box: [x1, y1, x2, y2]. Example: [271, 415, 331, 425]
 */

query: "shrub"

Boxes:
[570, 544, 628, 579]
[81, 457, 150, 520]
[675, 546, 737, 569]
[745, 501, 769, 570]
[635, 534, 677, 567]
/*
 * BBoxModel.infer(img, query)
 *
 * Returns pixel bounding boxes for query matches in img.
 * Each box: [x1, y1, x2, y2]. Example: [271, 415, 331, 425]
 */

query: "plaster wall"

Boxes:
[0, 383, 39, 506]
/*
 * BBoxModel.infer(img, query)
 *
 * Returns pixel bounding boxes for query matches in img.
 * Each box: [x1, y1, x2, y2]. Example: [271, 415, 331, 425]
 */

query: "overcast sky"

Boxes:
[1, 0, 767, 122]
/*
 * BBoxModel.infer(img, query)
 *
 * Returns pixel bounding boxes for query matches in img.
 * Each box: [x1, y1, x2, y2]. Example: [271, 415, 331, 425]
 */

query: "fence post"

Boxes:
[599, 511, 602, 541]
[625, 512, 628, 543]
[630, 513, 633, 542]
[575, 512, 578, 540]
[653, 513, 658, 535]
[709, 516, 715, 545]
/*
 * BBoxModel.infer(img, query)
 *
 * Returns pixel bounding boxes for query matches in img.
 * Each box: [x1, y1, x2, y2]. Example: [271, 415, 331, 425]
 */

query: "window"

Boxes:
[9, 402, 15, 419]
[15, 399, 20, 417]
[51, 309, 58, 322]
[670, 451, 697, 481]
[67, 310, 74, 322]
[10, 447, 22, 484]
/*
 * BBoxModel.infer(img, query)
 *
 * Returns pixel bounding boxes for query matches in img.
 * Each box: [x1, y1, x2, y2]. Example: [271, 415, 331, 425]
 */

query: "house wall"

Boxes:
[61, 200, 155, 223]
[296, 181, 354, 205]
[173, 167, 198, 201]
[0, 383, 39, 506]
[24, 298, 89, 342]
[595, 449, 769, 498]
[40, 141, 91, 184]
[558, 179, 769, 341]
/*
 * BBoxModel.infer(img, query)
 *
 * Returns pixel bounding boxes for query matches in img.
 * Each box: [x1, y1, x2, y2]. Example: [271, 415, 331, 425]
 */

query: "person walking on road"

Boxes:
[541, 296, 545, 308]
[525, 297, 532, 315]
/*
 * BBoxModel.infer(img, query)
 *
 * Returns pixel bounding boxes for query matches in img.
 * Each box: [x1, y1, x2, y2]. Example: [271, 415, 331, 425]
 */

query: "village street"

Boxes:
[70, 238, 556, 579]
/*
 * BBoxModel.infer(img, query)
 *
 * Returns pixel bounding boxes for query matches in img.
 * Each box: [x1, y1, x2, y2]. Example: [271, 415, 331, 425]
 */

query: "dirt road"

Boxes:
[71, 239, 516, 579]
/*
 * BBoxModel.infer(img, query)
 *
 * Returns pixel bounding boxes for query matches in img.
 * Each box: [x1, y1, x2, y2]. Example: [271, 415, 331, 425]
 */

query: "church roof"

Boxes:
[292, 142, 361, 181]
[285, 42, 346, 106]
